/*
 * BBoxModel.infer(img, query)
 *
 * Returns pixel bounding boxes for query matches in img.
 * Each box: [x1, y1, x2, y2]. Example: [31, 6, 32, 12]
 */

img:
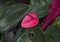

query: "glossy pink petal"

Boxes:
[42, 6, 60, 30]
[21, 12, 39, 28]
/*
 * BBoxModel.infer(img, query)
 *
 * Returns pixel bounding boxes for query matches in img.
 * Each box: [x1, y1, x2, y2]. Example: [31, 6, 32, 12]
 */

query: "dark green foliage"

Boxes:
[0, 0, 60, 42]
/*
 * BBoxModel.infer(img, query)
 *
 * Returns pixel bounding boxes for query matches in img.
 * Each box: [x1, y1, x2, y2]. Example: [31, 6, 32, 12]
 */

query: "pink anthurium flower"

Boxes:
[21, 12, 39, 28]
[42, 0, 60, 30]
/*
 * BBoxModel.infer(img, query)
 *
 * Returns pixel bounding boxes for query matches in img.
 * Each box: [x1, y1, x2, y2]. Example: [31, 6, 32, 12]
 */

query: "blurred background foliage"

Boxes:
[0, 0, 60, 42]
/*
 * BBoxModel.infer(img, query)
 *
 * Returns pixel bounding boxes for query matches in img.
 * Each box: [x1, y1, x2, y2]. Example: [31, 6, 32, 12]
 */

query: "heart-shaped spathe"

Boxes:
[21, 12, 39, 28]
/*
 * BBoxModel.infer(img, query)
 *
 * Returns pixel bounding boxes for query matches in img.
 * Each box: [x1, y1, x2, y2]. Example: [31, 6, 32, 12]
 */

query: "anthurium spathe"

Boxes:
[42, 0, 60, 30]
[21, 12, 39, 28]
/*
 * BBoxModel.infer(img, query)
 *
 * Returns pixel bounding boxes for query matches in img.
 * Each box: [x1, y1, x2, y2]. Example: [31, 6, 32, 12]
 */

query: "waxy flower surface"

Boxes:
[21, 12, 39, 28]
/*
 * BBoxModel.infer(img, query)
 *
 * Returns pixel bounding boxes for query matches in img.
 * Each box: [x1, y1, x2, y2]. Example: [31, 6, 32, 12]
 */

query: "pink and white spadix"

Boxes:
[21, 12, 39, 28]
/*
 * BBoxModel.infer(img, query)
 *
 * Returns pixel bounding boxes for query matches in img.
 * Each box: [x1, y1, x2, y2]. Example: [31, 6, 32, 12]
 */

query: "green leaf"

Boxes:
[17, 26, 43, 42]
[17, 33, 32, 42]
[0, 4, 29, 33]
[52, 16, 60, 26]
[16, 26, 48, 42]
[0, 0, 16, 5]
[30, 0, 50, 18]
[16, 24, 60, 42]
[45, 25, 60, 42]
